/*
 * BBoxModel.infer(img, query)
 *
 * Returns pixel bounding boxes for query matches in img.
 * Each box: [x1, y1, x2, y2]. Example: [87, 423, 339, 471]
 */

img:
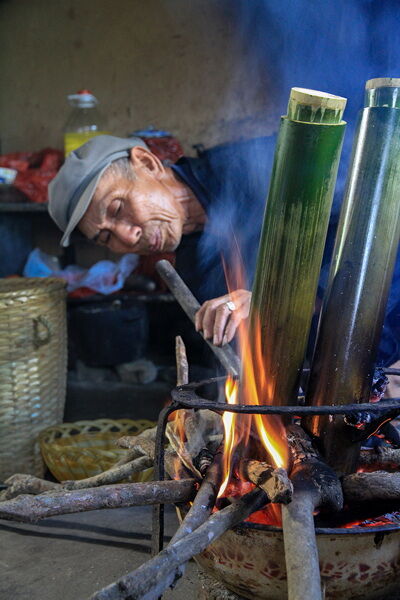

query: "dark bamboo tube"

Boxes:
[248, 88, 346, 409]
[304, 78, 400, 475]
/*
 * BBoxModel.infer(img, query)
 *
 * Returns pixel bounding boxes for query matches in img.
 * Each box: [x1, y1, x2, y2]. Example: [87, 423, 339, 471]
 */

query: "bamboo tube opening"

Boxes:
[365, 77, 400, 109]
[287, 88, 347, 124]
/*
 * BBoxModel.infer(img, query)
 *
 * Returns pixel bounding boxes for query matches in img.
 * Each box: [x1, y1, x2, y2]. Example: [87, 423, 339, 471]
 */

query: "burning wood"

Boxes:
[0, 479, 196, 523]
[342, 471, 400, 503]
[90, 467, 292, 600]
[166, 409, 223, 479]
[242, 460, 293, 503]
[163, 452, 223, 588]
[358, 446, 400, 471]
[282, 425, 343, 600]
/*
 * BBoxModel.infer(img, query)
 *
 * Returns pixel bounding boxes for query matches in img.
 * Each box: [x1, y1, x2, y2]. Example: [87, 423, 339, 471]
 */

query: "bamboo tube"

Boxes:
[304, 79, 400, 475]
[248, 88, 346, 409]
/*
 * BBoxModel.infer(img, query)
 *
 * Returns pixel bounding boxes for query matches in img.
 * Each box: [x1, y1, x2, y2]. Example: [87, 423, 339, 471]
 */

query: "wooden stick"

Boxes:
[282, 425, 343, 600]
[0, 479, 196, 523]
[0, 474, 60, 501]
[243, 460, 293, 503]
[342, 471, 400, 503]
[91, 461, 294, 600]
[175, 335, 189, 386]
[90, 487, 269, 600]
[158, 451, 222, 588]
[358, 447, 400, 471]
[1, 455, 154, 501]
[282, 493, 322, 600]
[113, 448, 145, 467]
[170, 452, 222, 543]
[116, 427, 157, 449]
[62, 455, 153, 490]
[155, 260, 241, 377]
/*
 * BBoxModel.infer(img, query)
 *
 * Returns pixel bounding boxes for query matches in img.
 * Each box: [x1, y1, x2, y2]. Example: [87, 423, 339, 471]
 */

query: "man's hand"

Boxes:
[195, 289, 252, 346]
[385, 359, 400, 398]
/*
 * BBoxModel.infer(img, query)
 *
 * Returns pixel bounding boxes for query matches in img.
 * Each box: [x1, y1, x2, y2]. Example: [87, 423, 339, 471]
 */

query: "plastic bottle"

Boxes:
[64, 89, 108, 156]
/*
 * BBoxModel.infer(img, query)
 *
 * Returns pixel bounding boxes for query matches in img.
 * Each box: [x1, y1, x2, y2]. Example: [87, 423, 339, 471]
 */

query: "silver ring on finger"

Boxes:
[225, 301, 236, 312]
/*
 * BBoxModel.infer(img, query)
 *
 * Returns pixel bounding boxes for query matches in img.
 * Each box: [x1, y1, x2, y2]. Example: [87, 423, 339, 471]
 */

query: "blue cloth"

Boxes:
[171, 136, 399, 366]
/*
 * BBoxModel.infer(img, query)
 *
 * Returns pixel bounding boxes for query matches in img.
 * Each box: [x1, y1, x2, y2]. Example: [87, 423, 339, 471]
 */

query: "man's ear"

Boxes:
[129, 146, 165, 179]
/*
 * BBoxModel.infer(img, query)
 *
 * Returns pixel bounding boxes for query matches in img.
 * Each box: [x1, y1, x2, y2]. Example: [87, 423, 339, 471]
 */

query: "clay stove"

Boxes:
[147, 375, 400, 600]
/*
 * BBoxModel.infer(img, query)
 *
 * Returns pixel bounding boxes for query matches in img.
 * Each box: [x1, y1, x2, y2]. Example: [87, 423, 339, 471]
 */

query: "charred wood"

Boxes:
[170, 451, 222, 543]
[161, 451, 223, 587]
[242, 460, 293, 503]
[342, 471, 400, 503]
[359, 446, 400, 471]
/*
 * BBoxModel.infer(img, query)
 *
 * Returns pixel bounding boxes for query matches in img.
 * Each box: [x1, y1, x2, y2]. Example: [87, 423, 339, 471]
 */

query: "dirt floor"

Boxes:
[0, 504, 200, 599]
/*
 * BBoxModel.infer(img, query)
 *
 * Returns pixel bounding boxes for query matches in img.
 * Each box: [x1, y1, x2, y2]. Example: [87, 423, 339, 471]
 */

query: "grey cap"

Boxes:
[48, 135, 148, 247]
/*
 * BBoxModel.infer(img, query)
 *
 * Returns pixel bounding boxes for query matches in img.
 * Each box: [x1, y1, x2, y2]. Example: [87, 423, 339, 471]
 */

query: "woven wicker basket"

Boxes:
[0, 277, 67, 481]
[39, 419, 155, 482]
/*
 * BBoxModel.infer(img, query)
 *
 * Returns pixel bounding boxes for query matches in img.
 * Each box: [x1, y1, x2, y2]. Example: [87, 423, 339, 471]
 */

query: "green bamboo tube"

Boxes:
[247, 88, 346, 411]
[304, 78, 400, 475]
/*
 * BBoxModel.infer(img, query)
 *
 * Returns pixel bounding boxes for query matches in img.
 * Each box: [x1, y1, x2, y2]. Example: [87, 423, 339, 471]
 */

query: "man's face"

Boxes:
[78, 165, 184, 254]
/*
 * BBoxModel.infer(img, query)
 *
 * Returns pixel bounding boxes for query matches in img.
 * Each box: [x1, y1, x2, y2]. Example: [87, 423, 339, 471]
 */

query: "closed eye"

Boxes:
[111, 199, 123, 219]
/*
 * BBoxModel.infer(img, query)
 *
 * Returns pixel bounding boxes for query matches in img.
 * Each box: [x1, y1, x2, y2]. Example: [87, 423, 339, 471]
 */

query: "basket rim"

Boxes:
[0, 277, 66, 297]
[38, 418, 156, 442]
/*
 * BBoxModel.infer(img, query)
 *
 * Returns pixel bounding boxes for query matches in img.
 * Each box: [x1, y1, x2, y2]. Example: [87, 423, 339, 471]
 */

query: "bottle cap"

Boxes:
[67, 90, 98, 107]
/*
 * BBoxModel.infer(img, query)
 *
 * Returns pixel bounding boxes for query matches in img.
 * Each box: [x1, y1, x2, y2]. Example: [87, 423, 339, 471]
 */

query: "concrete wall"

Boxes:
[0, 0, 279, 155]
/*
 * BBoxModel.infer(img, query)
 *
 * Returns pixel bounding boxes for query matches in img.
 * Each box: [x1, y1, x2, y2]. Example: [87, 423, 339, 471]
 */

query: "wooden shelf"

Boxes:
[0, 202, 48, 212]
[0, 186, 48, 212]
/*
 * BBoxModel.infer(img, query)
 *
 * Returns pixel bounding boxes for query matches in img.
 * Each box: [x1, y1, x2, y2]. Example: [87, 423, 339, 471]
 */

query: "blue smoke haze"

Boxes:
[232, 0, 400, 200]
[198, 0, 400, 297]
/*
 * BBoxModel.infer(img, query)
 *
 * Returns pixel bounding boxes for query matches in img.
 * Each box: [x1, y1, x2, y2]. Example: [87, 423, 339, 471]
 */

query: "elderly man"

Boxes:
[49, 134, 276, 346]
[49, 134, 400, 379]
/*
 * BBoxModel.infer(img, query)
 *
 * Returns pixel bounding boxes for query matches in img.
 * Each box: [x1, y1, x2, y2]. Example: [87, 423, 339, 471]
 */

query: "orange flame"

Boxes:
[217, 249, 289, 500]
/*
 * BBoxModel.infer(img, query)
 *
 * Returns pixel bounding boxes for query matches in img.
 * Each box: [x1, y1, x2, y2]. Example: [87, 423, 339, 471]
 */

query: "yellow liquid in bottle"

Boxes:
[64, 131, 109, 156]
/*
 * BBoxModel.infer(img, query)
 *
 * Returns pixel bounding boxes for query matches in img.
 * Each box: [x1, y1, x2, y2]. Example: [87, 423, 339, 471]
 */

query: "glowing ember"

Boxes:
[340, 512, 400, 529]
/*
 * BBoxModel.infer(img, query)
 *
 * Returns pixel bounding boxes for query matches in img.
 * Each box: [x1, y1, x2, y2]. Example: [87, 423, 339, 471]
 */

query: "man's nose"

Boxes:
[116, 222, 142, 245]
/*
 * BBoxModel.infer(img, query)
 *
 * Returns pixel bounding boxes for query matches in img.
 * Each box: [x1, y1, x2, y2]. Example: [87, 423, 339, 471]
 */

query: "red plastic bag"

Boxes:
[0, 148, 63, 203]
